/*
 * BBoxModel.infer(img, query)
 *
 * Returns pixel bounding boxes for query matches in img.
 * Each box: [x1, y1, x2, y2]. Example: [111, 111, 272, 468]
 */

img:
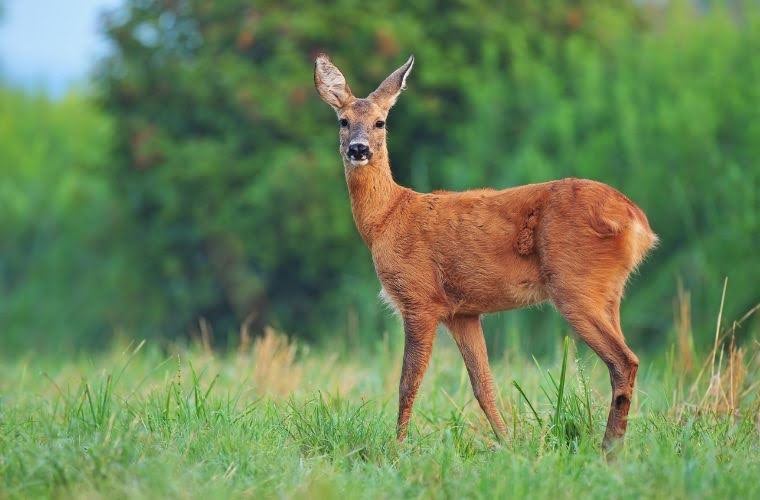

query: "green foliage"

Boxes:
[1, 1, 758, 351]
[0, 89, 144, 350]
[93, 0, 759, 349]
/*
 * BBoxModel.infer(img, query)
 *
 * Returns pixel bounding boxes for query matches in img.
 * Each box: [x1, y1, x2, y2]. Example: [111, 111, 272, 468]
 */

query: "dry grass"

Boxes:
[674, 278, 695, 373]
[247, 326, 303, 396]
[679, 280, 760, 416]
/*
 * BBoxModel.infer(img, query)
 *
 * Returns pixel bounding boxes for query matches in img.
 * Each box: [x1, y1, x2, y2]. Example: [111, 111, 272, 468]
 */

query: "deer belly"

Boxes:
[445, 270, 548, 315]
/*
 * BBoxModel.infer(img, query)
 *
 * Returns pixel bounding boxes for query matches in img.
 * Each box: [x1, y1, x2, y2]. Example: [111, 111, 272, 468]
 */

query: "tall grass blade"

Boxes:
[513, 380, 542, 426]
[554, 336, 569, 439]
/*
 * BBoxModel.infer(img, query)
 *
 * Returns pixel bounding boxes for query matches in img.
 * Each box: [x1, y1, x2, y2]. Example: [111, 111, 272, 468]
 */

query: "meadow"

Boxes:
[1, 2, 759, 498]
[2, 295, 758, 499]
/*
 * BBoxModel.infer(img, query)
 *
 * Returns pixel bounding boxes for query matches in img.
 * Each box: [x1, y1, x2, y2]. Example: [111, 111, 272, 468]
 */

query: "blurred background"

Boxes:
[0, 0, 757, 356]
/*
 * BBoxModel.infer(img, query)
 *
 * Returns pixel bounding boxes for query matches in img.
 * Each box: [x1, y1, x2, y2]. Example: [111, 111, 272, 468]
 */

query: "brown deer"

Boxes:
[314, 53, 657, 451]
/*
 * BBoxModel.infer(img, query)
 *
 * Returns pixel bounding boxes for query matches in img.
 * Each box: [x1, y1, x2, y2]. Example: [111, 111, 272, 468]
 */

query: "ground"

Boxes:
[1, 328, 758, 499]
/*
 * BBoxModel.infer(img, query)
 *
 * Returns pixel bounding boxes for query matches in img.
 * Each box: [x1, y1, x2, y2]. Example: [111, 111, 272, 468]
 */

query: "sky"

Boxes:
[0, 0, 122, 97]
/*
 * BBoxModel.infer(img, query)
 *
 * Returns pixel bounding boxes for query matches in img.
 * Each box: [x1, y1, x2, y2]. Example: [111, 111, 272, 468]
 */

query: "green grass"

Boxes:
[1, 326, 759, 499]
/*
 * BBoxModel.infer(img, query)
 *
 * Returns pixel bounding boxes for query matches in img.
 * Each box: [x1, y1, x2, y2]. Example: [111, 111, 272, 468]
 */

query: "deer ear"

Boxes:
[314, 54, 354, 110]
[369, 55, 414, 109]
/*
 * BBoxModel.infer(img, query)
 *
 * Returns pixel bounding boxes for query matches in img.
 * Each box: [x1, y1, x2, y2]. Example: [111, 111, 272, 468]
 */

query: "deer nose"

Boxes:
[348, 143, 371, 160]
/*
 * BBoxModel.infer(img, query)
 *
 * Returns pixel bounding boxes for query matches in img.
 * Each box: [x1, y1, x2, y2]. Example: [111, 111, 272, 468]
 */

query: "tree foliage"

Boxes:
[2, 0, 757, 351]
[97, 0, 759, 346]
[0, 90, 128, 350]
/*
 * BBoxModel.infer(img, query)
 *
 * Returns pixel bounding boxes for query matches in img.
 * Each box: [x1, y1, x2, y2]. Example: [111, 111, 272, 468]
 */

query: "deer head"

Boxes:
[314, 54, 414, 167]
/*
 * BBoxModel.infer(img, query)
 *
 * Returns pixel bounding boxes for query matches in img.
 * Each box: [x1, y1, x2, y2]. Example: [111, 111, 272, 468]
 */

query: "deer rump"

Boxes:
[373, 178, 657, 319]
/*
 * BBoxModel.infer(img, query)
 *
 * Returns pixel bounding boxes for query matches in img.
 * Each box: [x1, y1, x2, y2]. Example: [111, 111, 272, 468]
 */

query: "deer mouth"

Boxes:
[349, 158, 369, 166]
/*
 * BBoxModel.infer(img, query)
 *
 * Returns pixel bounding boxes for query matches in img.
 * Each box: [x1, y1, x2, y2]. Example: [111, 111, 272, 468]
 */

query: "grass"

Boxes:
[1, 307, 759, 499]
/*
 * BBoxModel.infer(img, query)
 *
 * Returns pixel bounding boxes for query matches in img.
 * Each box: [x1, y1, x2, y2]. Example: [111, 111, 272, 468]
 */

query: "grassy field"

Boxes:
[1, 311, 759, 499]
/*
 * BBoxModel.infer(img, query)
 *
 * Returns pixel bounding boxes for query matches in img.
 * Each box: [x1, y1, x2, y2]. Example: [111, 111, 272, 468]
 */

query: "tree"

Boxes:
[98, 0, 759, 347]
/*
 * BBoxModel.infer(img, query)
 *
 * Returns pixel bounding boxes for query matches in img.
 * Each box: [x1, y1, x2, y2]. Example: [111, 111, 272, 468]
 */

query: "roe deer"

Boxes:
[314, 53, 657, 451]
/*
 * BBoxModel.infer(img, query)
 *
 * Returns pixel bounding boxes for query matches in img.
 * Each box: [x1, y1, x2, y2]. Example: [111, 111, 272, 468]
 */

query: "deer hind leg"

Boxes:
[396, 314, 438, 442]
[444, 314, 508, 441]
[554, 289, 638, 452]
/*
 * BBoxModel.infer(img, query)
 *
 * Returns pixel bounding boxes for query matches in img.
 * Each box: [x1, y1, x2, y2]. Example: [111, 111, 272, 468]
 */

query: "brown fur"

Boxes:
[315, 54, 658, 452]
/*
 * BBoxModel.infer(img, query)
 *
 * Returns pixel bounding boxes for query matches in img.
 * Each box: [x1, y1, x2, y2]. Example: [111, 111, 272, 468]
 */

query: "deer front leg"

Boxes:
[396, 315, 437, 442]
[445, 314, 508, 441]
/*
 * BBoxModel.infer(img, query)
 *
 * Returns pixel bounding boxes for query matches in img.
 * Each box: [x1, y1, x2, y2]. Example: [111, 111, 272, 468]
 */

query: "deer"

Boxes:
[314, 53, 657, 452]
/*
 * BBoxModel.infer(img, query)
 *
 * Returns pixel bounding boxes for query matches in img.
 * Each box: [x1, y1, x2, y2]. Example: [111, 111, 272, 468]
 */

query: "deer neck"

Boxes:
[345, 151, 403, 247]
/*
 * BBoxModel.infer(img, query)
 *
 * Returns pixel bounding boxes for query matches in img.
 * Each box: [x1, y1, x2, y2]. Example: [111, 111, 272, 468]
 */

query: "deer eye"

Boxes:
[375, 120, 385, 129]
[339, 118, 348, 128]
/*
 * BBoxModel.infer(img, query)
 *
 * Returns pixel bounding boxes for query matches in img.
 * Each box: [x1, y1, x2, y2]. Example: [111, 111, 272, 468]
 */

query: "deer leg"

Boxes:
[445, 314, 508, 441]
[602, 294, 639, 449]
[606, 328, 638, 450]
[607, 289, 626, 340]
[396, 315, 437, 442]
[556, 301, 639, 452]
